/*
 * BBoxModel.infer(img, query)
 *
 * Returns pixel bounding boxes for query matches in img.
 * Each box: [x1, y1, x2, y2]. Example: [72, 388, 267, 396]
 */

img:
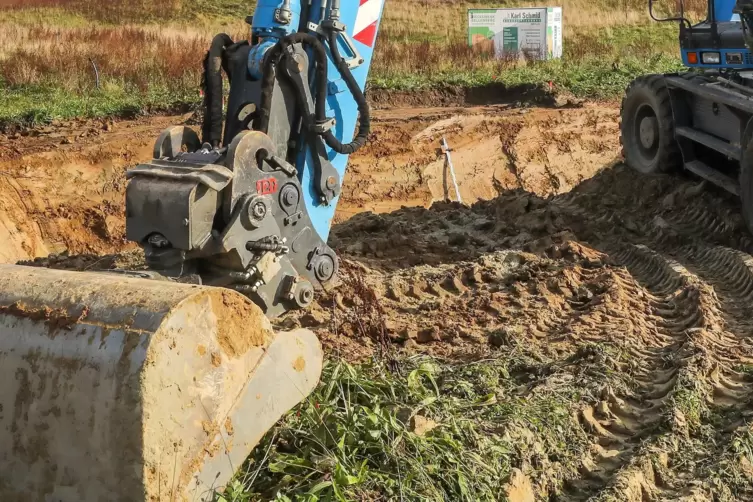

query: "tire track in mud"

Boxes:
[329, 168, 753, 502]
[342, 252, 599, 353]
[548, 178, 753, 500]
[334, 190, 745, 499]
[661, 205, 753, 254]
[561, 244, 715, 500]
[656, 241, 753, 499]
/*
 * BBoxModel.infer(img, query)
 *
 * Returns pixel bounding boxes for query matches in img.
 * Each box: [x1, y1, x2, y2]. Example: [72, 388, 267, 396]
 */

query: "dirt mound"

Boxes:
[367, 82, 567, 109]
[0, 114, 191, 263]
[269, 162, 753, 499]
[338, 102, 618, 222]
[0, 103, 617, 263]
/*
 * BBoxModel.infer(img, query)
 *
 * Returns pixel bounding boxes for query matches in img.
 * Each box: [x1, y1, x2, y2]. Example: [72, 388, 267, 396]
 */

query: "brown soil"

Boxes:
[367, 82, 571, 110]
[5, 100, 753, 499]
[210, 290, 272, 356]
[295, 162, 753, 500]
[0, 114, 193, 263]
[0, 301, 88, 334]
[337, 101, 616, 222]
[3, 102, 616, 264]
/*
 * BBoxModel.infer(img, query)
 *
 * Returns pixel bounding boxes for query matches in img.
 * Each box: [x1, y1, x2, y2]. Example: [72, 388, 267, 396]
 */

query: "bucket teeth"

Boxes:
[0, 265, 323, 502]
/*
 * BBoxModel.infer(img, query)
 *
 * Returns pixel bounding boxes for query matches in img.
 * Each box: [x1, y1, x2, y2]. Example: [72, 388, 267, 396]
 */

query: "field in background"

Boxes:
[0, 0, 703, 124]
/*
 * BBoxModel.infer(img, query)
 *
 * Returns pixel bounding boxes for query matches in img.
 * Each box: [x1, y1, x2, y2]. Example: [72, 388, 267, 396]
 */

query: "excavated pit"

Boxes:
[0, 103, 618, 263]
[5, 100, 753, 499]
[337, 103, 617, 221]
[0, 115, 188, 262]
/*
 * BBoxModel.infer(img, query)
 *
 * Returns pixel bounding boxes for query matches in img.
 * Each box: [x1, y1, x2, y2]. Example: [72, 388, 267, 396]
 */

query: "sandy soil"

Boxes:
[338, 102, 616, 221]
[5, 100, 753, 499]
[0, 102, 617, 262]
[0, 115, 186, 262]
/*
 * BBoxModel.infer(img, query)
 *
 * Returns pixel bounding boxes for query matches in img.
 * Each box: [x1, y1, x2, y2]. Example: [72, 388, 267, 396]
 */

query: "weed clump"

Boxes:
[226, 355, 591, 501]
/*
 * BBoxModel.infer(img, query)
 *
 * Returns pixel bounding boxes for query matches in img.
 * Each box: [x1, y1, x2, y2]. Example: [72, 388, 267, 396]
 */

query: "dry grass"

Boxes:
[0, 0, 708, 123]
[0, 24, 206, 92]
[0, 0, 215, 23]
[371, 0, 705, 89]
[0, 0, 167, 23]
[0, 0, 695, 89]
[381, 0, 706, 37]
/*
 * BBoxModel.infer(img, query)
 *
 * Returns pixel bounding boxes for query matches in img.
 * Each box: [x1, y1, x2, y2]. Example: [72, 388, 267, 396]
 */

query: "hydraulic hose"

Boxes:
[322, 29, 370, 155]
[257, 29, 370, 155]
[202, 33, 234, 148]
[258, 32, 329, 133]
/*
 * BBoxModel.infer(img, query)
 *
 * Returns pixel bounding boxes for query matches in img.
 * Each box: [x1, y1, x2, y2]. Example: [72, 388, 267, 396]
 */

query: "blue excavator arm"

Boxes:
[0, 4, 390, 499]
[249, 0, 386, 239]
[123, 0, 387, 318]
[300, 0, 386, 240]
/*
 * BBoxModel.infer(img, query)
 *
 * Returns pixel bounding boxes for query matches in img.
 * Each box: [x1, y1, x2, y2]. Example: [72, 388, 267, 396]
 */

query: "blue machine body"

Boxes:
[252, 0, 302, 36]
[680, 0, 753, 69]
[299, 0, 385, 241]
[248, 0, 302, 78]
[249, 0, 386, 241]
[715, 0, 737, 21]
[681, 47, 753, 67]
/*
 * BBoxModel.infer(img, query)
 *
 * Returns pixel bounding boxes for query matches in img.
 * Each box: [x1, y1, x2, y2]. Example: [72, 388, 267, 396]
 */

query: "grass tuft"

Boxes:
[219, 355, 591, 501]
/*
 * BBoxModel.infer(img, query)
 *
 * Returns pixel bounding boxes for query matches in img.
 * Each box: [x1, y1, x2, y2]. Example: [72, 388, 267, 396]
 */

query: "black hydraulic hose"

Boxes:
[322, 29, 370, 155]
[299, 0, 311, 33]
[258, 32, 329, 132]
[256, 30, 370, 155]
[202, 33, 234, 148]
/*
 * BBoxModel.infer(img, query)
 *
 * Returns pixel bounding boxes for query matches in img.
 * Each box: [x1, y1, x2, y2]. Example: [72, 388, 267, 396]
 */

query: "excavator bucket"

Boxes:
[0, 264, 323, 501]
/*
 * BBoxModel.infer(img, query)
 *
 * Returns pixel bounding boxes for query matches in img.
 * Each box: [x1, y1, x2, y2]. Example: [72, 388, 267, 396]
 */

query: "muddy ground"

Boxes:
[0, 100, 615, 260]
[4, 98, 753, 500]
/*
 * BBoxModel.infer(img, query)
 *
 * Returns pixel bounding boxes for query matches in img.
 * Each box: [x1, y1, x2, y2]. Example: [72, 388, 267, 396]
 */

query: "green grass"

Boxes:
[371, 23, 685, 98]
[0, 52, 685, 126]
[370, 54, 684, 99]
[188, 0, 248, 20]
[0, 7, 91, 27]
[0, 1, 691, 125]
[219, 355, 592, 502]
[2, 2, 248, 24]
[0, 80, 199, 125]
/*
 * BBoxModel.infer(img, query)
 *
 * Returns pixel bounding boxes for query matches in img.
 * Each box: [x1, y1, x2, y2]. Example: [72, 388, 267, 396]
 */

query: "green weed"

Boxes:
[222, 356, 590, 501]
[371, 54, 683, 99]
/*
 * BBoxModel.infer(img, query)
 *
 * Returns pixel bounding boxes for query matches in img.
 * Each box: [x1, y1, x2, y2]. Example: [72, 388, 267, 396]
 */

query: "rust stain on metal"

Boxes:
[211, 353, 222, 367]
[0, 302, 89, 335]
[225, 417, 234, 436]
[197, 344, 207, 356]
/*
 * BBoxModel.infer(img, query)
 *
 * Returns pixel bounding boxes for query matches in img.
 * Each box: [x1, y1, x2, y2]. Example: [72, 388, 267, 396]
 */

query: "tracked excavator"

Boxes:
[0, 0, 385, 500]
[622, 0, 753, 231]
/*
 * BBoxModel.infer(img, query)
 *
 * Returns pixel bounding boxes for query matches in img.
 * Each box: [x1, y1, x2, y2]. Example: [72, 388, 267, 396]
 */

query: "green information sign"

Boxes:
[468, 7, 563, 60]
